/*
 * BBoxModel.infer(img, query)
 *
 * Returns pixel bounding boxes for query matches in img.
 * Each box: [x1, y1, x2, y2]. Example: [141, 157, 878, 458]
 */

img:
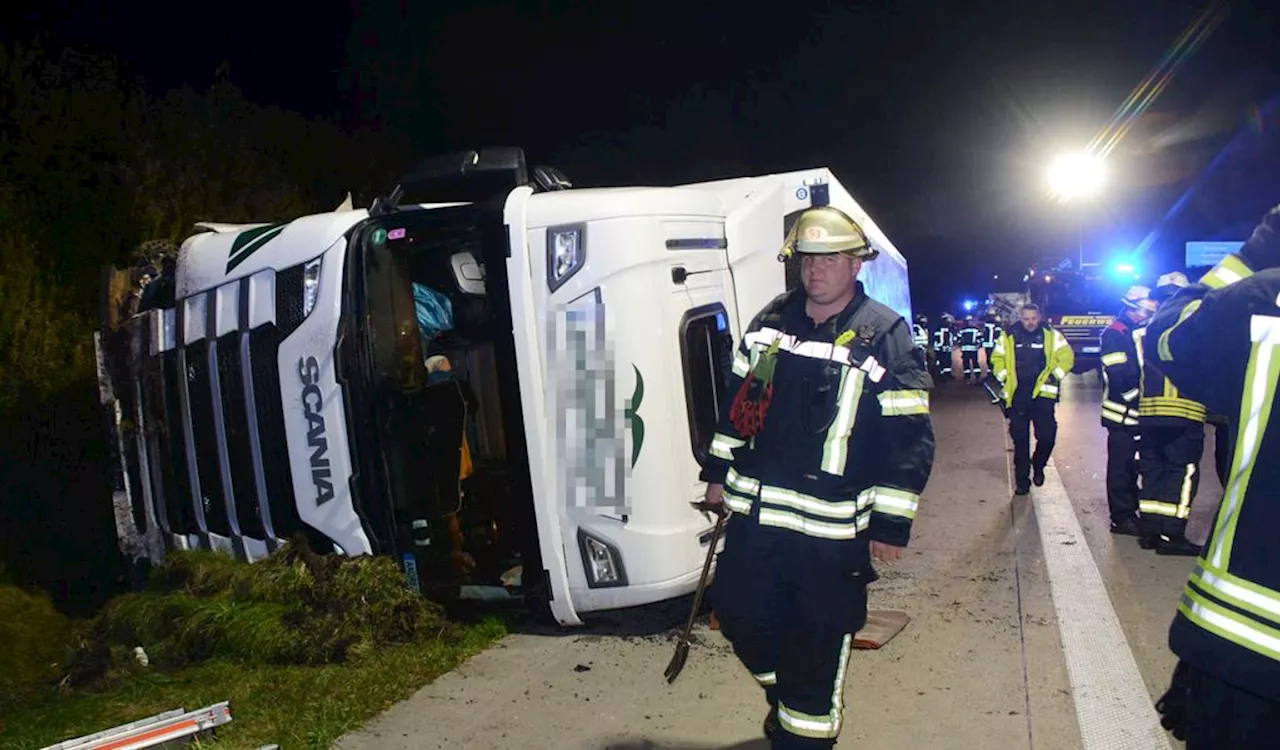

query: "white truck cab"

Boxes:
[96, 148, 913, 626]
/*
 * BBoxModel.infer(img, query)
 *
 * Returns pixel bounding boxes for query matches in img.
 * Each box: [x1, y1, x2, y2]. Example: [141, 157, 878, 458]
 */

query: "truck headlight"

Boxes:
[302, 256, 323, 317]
[547, 224, 585, 292]
[578, 528, 627, 588]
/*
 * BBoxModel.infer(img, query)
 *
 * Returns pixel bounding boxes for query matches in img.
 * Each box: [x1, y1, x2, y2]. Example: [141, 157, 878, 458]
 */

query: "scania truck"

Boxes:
[95, 147, 914, 626]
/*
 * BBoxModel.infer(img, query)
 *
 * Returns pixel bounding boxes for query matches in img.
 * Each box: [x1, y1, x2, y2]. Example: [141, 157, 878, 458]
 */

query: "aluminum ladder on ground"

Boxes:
[40, 701, 239, 750]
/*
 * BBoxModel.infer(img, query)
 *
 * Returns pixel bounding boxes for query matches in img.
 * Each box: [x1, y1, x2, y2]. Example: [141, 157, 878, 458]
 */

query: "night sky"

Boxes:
[8, 0, 1279, 314]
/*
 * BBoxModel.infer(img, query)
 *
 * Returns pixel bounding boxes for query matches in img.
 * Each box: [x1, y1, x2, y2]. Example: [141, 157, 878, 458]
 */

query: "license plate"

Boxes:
[1081, 346, 1100, 353]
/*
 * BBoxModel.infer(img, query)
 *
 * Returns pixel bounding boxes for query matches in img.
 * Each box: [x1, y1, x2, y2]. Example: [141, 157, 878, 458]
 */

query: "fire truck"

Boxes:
[1024, 263, 1118, 375]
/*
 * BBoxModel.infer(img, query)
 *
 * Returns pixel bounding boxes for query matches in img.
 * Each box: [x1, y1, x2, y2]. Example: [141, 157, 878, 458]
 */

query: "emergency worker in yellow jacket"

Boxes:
[989, 303, 1074, 494]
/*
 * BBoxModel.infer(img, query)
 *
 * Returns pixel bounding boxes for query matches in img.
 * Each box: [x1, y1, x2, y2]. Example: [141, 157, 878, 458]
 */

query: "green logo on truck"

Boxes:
[625, 365, 645, 469]
[226, 223, 286, 273]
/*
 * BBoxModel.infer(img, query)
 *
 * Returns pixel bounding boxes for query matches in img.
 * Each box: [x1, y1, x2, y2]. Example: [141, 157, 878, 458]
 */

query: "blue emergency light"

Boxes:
[1107, 256, 1140, 280]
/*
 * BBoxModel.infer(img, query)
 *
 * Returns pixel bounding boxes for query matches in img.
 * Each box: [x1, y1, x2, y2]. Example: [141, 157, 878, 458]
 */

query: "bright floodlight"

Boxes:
[1047, 152, 1106, 200]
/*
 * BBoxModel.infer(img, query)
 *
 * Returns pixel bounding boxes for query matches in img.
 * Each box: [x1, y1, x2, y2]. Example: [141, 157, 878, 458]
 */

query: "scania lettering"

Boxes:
[94, 148, 916, 626]
[298, 355, 335, 506]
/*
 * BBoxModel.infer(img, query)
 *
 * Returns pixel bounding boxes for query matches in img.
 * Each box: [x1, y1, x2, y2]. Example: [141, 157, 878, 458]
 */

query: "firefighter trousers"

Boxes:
[1185, 665, 1280, 749]
[711, 511, 871, 749]
[1105, 426, 1141, 524]
[935, 348, 953, 378]
[961, 349, 979, 380]
[1009, 395, 1057, 486]
[1138, 422, 1205, 539]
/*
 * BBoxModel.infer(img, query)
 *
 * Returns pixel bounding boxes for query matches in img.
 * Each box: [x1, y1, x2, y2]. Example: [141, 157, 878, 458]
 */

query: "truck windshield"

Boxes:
[1029, 273, 1109, 315]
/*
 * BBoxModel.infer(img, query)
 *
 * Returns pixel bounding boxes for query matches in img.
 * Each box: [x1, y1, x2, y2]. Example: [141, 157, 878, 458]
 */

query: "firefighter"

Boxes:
[958, 315, 983, 383]
[1132, 272, 1203, 556]
[1147, 204, 1280, 746]
[697, 205, 936, 748]
[982, 314, 1000, 378]
[990, 303, 1074, 495]
[912, 314, 933, 373]
[933, 313, 955, 379]
[1098, 285, 1156, 536]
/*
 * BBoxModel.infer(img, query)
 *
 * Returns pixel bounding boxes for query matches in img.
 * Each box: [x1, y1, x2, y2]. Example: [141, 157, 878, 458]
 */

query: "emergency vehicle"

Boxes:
[94, 147, 914, 627]
[1025, 265, 1113, 375]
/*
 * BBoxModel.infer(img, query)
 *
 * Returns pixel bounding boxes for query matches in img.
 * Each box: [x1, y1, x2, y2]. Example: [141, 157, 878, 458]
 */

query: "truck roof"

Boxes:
[175, 169, 907, 301]
[524, 186, 726, 228]
[680, 167, 908, 267]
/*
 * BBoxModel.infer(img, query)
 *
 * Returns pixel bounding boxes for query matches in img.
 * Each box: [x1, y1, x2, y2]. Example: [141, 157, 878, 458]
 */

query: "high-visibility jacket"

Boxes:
[1142, 250, 1280, 702]
[989, 325, 1074, 407]
[1134, 327, 1207, 426]
[958, 325, 983, 352]
[1099, 316, 1142, 427]
[700, 284, 936, 548]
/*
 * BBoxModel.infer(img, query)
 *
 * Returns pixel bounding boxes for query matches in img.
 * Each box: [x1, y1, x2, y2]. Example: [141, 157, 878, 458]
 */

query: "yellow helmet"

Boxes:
[778, 206, 878, 262]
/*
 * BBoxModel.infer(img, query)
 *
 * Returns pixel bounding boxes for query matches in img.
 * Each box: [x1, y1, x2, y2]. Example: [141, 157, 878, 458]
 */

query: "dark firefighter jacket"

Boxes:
[983, 321, 998, 349]
[912, 322, 931, 351]
[1099, 316, 1142, 428]
[958, 324, 983, 352]
[1134, 326, 1207, 426]
[989, 325, 1075, 408]
[1142, 249, 1280, 702]
[700, 284, 936, 548]
[933, 325, 953, 351]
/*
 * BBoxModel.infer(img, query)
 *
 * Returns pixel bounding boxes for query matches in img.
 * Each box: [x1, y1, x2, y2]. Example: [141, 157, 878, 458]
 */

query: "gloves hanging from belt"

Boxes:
[730, 337, 782, 437]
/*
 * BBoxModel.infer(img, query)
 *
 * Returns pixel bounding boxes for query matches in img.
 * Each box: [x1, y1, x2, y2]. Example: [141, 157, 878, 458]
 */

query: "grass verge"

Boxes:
[0, 617, 505, 750]
[0, 543, 508, 750]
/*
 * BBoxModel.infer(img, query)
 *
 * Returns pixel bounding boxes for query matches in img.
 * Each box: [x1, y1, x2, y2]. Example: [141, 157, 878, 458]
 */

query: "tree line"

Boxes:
[0, 40, 410, 613]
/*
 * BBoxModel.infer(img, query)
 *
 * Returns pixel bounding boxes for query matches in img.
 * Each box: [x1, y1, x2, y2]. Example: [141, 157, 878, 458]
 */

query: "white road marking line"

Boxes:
[1033, 460, 1173, 750]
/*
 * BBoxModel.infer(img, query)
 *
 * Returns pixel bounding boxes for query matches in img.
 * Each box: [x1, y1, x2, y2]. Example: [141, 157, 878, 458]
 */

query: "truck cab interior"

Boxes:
[344, 203, 538, 605]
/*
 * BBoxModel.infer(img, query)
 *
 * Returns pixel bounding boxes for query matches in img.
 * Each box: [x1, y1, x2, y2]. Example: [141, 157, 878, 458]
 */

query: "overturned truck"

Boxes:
[95, 147, 915, 626]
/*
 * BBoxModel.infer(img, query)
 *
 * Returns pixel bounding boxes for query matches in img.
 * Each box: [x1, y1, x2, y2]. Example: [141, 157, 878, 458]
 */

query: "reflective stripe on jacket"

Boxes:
[1135, 327, 1207, 425]
[1100, 318, 1141, 427]
[700, 285, 936, 547]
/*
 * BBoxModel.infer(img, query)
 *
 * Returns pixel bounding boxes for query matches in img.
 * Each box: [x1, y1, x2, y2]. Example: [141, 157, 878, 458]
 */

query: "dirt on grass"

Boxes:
[0, 539, 508, 750]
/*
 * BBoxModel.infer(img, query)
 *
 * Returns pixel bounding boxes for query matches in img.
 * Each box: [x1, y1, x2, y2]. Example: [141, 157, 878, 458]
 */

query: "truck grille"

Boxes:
[183, 337, 230, 537]
[1059, 327, 1098, 341]
[109, 268, 318, 561]
[158, 348, 196, 535]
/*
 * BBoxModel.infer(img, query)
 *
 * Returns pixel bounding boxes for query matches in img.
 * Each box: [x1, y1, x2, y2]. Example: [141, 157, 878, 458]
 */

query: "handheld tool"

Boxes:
[664, 510, 727, 684]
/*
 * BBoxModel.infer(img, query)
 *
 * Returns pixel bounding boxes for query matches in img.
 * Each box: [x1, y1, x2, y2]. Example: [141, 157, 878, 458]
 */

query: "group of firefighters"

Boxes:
[692, 201, 1280, 748]
[911, 311, 1004, 384]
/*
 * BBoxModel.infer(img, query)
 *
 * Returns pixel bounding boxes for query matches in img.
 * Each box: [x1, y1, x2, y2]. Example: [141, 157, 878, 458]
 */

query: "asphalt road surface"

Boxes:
[336, 369, 1222, 749]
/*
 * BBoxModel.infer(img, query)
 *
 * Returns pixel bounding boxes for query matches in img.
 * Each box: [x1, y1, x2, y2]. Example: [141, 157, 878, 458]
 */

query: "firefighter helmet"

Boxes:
[778, 206, 878, 261]
[1121, 285, 1156, 312]
[1151, 272, 1189, 302]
